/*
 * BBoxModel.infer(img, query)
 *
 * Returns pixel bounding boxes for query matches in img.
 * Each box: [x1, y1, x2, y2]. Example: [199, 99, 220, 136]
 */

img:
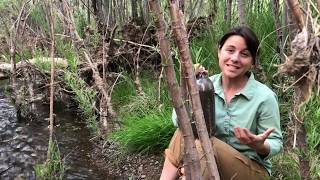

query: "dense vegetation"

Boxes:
[0, 0, 319, 179]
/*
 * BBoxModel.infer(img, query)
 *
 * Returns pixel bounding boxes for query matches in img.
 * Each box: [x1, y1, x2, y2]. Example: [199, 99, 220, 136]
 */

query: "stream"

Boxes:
[0, 80, 114, 179]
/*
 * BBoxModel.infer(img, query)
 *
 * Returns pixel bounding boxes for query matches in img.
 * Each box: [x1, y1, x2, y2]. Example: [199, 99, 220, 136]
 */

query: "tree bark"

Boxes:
[285, 1, 314, 179]
[87, 0, 91, 25]
[168, 0, 220, 179]
[48, 0, 55, 142]
[131, 0, 138, 20]
[271, 0, 284, 59]
[287, 0, 304, 31]
[149, 1, 202, 179]
[10, 0, 30, 92]
[225, 0, 232, 28]
[237, 0, 246, 26]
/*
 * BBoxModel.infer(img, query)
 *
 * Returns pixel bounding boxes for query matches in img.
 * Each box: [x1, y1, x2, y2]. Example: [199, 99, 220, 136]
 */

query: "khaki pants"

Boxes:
[165, 129, 269, 180]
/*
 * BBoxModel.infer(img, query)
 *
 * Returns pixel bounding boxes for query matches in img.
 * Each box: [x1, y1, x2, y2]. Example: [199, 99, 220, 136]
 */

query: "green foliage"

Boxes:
[109, 73, 175, 154]
[74, 9, 87, 39]
[111, 108, 175, 154]
[55, 39, 78, 72]
[111, 73, 136, 109]
[34, 139, 65, 180]
[33, 49, 51, 71]
[271, 151, 300, 180]
[29, 3, 50, 35]
[300, 95, 320, 150]
[64, 71, 99, 133]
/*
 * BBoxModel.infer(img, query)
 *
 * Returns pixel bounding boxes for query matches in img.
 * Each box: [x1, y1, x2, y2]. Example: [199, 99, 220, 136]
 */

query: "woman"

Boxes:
[160, 26, 283, 179]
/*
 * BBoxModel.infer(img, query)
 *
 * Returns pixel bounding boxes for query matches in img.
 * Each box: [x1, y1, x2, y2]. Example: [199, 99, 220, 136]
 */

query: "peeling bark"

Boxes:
[237, 0, 246, 26]
[168, 0, 220, 179]
[149, 1, 202, 179]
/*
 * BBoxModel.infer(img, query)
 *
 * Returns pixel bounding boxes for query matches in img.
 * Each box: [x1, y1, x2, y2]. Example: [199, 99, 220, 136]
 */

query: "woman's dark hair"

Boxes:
[218, 26, 260, 65]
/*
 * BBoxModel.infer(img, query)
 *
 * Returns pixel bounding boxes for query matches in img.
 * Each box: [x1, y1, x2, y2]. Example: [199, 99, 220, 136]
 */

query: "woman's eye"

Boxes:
[241, 51, 250, 57]
[226, 49, 234, 53]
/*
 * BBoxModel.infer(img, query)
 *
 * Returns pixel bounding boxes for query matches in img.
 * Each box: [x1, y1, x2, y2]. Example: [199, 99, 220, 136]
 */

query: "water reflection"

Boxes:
[0, 80, 116, 179]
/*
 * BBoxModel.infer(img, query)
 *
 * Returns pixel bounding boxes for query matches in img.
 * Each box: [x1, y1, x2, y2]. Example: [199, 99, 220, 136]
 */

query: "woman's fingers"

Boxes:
[261, 128, 274, 139]
[234, 127, 274, 144]
[234, 127, 251, 143]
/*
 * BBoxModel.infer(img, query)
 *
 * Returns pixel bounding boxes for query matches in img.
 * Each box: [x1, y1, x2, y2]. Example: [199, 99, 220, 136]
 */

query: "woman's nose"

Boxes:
[230, 52, 239, 62]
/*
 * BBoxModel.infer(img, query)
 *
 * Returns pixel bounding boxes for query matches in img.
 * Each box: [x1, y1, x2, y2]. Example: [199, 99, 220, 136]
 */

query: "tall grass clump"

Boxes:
[74, 9, 87, 39]
[270, 151, 300, 179]
[34, 140, 65, 180]
[28, 3, 50, 35]
[110, 72, 175, 154]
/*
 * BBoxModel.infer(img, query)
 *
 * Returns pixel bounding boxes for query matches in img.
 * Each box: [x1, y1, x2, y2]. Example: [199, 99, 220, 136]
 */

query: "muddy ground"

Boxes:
[91, 138, 164, 180]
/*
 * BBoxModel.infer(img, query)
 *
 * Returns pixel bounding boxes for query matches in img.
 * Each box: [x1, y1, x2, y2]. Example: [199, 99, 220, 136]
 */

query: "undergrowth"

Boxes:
[34, 139, 66, 180]
[109, 72, 175, 154]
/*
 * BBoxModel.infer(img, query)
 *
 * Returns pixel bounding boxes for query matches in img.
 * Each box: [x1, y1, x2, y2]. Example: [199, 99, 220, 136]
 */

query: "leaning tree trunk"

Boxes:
[168, 0, 220, 179]
[237, 0, 246, 26]
[149, 1, 202, 179]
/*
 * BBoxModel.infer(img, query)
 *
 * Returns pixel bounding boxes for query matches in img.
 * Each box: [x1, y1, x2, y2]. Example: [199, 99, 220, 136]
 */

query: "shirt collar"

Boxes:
[213, 72, 255, 100]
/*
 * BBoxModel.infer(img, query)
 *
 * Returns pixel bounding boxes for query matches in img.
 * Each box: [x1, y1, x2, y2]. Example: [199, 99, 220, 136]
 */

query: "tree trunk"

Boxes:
[271, 0, 283, 59]
[149, 1, 202, 179]
[283, 0, 289, 54]
[168, 0, 220, 179]
[225, 0, 232, 28]
[48, 0, 55, 141]
[87, 0, 91, 25]
[317, 0, 320, 12]
[285, 1, 313, 179]
[287, 0, 304, 31]
[10, 1, 29, 92]
[237, 0, 246, 26]
[131, 0, 138, 21]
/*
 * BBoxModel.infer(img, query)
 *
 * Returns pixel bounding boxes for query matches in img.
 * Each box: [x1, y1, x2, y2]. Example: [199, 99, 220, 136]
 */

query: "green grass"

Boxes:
[111, 108, 175, 154]
[28, 2, 50, 35]
[271, 151, 300, 180]
[34, 139, 66, 180]
[109, 72, 175, 154]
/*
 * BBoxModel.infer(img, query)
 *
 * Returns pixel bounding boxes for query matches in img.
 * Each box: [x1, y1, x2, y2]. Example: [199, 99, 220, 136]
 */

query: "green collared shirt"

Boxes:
[172, 73, 283, 175]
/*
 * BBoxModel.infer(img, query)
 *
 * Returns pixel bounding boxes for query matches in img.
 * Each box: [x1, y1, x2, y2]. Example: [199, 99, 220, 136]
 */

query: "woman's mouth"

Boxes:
[226, 64, 240, 69]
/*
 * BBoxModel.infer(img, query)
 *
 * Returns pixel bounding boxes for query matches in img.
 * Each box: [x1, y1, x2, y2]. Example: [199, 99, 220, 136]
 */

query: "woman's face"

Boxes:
[218, 35, 253, 79]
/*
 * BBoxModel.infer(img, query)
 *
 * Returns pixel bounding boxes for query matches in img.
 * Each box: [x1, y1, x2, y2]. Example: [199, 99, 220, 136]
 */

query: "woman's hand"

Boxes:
[234, 127, 273, 155]
[194, 63, 208, 77]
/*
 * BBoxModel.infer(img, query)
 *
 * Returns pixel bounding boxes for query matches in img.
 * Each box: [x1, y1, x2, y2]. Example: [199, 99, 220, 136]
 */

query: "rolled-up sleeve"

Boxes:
[257, 92, 283, 160]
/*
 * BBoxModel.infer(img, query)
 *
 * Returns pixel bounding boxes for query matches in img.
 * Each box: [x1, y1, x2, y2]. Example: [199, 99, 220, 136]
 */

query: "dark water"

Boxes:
[0, 80, 113, 179]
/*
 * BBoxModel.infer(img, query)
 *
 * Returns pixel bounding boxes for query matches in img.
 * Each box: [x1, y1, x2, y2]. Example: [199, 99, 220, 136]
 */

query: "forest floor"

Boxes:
[91, 138, 164, 179]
